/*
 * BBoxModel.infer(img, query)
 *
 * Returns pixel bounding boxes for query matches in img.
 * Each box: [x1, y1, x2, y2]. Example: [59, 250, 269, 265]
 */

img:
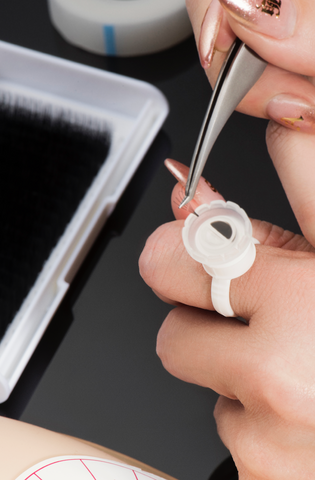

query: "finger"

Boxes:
[139, 218, 313, 319]
[251, 219, 314, 253]
[186, 0, 315, 123]
[266, 121, 315, 246]
[195, 0, 236, 68]
[214, 396, 269, 480]
[164, 159, 314, 252]
[156, 305, 248, 398]
[157, 307, 291, 479]
[164, 159, 224, 220]
[152, 289, 180, 306]
[188, 0, 315, 77]
[157, 305, 291, 411]
[214, 396, 315, 480]
[140, 221, 214, 311]
[214, 396, 244, 454]
[219, 0, 315, 77]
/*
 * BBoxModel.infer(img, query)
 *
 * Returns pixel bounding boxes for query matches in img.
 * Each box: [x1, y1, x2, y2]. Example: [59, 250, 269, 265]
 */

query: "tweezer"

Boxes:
[180, 38, 267, 208]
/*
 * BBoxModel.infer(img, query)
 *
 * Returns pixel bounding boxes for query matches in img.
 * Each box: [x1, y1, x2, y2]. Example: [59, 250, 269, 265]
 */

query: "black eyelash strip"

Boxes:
[0, 102, 111, 338]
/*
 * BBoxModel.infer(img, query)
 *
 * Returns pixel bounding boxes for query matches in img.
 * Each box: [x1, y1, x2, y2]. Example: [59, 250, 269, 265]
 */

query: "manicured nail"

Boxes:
[219, 0, 296, 39]
[199, 0, 224, 69]
[164, 158, 224, 205]
[267, 94, 315, 133]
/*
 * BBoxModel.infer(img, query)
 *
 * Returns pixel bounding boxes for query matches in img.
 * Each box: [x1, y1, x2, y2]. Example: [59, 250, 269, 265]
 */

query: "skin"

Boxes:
[186, 0, 315, 246]
[0, 417, 175, 480]
[9, 4, 315, 479]
[139, 154, 315, 478]
[140, 2, 315, 476]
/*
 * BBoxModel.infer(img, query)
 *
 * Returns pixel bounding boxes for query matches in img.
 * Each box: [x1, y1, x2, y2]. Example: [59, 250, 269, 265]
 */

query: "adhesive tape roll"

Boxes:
[48, 0, 192, 57]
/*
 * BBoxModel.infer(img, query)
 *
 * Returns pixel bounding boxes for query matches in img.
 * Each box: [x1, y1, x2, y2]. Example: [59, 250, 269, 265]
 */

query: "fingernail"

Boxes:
[199, 0, 224, 69]
[164, 158, 224, 204]
[267, 94, 315, 133]
[219, 0, 296, 39]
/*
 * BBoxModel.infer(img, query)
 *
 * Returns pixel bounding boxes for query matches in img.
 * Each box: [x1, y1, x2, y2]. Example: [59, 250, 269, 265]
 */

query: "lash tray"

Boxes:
[0, 40, 168, 402]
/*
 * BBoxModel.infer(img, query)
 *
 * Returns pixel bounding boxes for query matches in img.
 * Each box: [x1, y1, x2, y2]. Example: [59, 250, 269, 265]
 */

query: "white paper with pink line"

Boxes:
[15, 456, 167, 480]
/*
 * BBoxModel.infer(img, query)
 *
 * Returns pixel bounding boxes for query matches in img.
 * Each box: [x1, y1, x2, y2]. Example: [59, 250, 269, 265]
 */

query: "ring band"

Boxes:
[211, 278, 235, 317]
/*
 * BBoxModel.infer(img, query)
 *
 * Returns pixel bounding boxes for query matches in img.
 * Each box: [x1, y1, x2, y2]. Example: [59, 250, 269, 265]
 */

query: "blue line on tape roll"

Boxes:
[47, 0, 192, 57]
[104, 25, 116, 56]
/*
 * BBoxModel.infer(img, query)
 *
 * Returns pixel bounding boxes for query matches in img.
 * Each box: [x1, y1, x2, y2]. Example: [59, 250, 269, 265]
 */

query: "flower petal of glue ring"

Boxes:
[182, 200, 259, 317]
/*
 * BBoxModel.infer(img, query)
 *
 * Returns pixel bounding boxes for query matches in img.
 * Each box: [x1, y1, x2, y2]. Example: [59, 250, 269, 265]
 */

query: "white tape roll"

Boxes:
[48, 0, 192, 57]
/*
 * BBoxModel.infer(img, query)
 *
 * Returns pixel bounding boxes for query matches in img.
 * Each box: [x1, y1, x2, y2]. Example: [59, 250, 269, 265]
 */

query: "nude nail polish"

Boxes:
[164, 158, 224, 205]
[219, 0, 297, 39]
[267, 94, 315, 133]
[199, 0, 224, 69]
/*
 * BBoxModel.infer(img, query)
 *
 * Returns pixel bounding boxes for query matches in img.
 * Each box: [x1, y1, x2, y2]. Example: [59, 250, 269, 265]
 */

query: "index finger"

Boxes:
[156, 305, 246, 399]
[186, 0, 315, 123]
[188, 0, 315, 76]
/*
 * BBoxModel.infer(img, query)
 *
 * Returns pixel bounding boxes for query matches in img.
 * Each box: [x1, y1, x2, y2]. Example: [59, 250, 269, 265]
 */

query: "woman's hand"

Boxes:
[139, 151, 315, 479]
[186, 0, 315, 254]
[139, 4, 315, 476]
[192, 0, 315, 75]
[186, 0, 315, 247]
[187, 0, 315, 123]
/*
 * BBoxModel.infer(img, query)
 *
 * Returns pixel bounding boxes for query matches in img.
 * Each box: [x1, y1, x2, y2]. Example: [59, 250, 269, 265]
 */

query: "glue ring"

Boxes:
[48, 0, 192, 57]
[182, 200, 258, 317]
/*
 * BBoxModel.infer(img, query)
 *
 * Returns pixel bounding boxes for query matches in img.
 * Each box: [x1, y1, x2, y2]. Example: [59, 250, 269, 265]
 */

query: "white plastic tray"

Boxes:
[0, 40, 169, 402]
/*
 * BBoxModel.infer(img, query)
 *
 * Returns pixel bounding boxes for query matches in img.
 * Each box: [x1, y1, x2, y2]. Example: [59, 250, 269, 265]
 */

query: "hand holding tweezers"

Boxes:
[180, 38, 267, 208]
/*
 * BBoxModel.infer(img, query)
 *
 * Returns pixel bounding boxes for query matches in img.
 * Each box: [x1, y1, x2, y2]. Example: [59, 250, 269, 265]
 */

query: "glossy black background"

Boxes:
[0, 2, 299, 479]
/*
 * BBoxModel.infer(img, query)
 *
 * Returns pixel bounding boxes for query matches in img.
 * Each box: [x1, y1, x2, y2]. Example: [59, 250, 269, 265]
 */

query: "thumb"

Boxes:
[219, 0, 314, 77]
[139, 213, 311, 322]
[266, 121, 315, 246]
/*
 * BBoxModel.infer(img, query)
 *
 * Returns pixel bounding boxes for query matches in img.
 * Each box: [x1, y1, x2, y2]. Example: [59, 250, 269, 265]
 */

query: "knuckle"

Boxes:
[213, 399, 278, 479]
[156, 307, 196, 381]
[261, 355, 315, 427]
[234, 247, 315, 318]
[156, 309, 180, 374]
[252, 219, 298, 249]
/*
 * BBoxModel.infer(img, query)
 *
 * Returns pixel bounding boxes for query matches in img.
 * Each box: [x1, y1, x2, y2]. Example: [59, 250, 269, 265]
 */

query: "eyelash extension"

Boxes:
[173, 191, 199, 216]
[0, 97, 111, 339]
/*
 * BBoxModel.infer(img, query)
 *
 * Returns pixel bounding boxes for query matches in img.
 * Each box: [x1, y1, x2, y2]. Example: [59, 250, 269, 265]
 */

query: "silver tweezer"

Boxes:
[179, 38, 267, 208]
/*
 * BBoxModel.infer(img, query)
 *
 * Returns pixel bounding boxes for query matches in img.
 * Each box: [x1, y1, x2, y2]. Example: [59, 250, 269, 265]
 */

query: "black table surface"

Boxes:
[0, 2, 300, 480]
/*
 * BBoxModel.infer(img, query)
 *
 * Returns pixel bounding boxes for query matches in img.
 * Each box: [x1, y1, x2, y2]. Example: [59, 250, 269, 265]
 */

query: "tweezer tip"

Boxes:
[179, 196, 191, 209]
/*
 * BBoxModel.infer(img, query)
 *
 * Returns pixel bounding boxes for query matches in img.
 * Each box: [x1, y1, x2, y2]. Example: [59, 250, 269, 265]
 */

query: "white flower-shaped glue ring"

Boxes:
[182, 200, 259, 317]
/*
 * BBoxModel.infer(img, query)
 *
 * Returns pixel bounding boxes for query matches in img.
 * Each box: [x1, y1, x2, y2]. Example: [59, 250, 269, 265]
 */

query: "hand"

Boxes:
[186, 0, 315, 245]
[139, 155, 315, 479]
[187, 0, 315, 119]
